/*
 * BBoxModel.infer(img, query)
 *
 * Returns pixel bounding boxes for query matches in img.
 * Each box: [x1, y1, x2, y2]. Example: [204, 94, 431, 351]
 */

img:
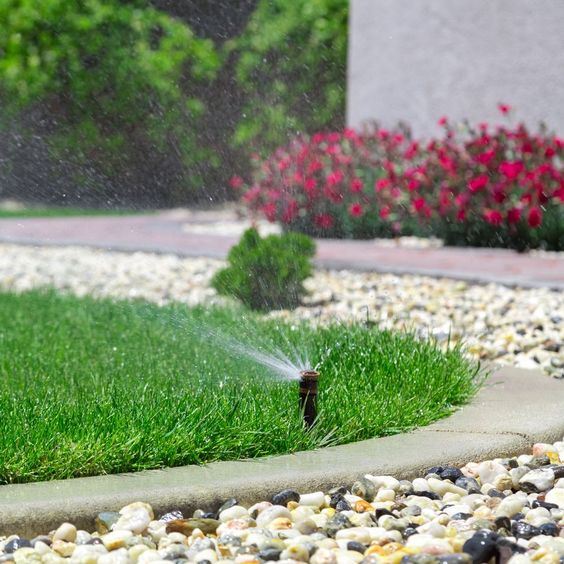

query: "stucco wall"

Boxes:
[347, 0, 564, 137]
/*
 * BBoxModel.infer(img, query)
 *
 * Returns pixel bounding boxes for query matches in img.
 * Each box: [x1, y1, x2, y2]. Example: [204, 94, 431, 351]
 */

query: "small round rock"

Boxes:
[53, 522, 77, 542]
[271, 489, 300, 507]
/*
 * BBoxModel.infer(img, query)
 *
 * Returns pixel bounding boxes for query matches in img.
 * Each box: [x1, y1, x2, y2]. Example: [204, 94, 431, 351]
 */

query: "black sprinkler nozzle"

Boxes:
[299, 370, 319, 428]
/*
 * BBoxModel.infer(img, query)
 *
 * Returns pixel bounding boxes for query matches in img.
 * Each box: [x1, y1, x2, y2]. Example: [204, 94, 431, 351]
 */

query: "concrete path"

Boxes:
[0, 212, 562, 288]
[0, 366, 562, 537]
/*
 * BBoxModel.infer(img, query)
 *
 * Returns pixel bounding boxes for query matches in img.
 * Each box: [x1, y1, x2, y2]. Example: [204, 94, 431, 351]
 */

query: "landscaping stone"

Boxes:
[0, 244, 562, 377]
[2, 441, 564, 563]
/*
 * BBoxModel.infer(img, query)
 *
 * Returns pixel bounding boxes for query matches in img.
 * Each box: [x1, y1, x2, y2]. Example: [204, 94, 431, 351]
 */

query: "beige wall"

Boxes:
[347, 0, 564, 137]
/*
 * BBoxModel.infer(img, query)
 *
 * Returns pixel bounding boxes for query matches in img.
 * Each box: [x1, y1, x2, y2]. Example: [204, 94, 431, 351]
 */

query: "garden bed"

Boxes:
[0, 290, 480, 485]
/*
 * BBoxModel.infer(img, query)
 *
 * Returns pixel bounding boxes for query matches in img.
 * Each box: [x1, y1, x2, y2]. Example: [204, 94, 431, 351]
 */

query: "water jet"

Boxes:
[299, 370, 319, 428]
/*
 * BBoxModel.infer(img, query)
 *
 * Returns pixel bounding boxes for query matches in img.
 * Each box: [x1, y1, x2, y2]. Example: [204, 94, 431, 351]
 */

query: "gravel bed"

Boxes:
[0, 244, 562, 377]
[2, 441, 564, 564]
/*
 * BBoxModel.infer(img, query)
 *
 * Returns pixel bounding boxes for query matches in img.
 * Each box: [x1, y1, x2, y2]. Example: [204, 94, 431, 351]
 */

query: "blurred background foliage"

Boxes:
[0, 0, 348, 207]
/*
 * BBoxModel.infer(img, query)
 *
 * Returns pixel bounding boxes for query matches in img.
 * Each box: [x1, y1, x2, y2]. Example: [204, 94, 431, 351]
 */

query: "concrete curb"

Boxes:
[0, 366, 562, 537]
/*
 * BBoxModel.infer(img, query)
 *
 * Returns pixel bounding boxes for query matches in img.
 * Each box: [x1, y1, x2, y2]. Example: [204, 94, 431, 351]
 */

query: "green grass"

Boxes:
[0, 290, 483, 484]
[0, 206, 146, 219]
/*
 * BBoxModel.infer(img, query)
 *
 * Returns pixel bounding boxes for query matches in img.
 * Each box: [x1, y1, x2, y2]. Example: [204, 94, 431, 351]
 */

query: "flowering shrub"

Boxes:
[410, 113, 564, 250]
[233, 108, 564, 251]
[231, 128, 426, 239]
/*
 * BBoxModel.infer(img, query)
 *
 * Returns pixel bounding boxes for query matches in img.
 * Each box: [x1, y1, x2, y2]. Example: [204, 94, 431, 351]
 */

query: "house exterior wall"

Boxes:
[347, 0, 564, 136]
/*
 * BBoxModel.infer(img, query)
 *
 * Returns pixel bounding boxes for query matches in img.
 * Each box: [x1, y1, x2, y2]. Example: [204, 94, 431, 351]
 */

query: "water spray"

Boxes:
[299, 369, 319, 428]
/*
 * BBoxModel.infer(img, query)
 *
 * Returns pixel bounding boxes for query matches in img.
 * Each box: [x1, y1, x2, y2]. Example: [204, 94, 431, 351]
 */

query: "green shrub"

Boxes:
[212, 228, 316, 311]
[0, 0, 220, 199]
[231, 0, 348, 153]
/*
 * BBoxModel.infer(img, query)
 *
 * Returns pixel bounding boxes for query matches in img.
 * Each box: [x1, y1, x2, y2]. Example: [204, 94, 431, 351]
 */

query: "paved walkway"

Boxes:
[0, 212, 562, 289]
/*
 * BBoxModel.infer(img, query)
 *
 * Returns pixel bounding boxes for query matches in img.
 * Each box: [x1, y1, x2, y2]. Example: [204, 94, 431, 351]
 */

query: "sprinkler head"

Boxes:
[299, 370, 319, 428]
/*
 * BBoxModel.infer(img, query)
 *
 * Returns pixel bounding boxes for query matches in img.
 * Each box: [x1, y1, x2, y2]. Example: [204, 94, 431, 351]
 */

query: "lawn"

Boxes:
[0, 290, 482, 484]
[0, 206, 145, 219]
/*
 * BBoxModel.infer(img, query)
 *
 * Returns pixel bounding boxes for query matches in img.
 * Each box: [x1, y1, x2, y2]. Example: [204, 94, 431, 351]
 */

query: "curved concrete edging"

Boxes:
[0, 366, 562, 537]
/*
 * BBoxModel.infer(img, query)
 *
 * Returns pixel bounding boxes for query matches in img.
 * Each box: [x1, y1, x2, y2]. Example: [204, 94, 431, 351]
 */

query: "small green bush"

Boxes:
[212, 228, 316, 311]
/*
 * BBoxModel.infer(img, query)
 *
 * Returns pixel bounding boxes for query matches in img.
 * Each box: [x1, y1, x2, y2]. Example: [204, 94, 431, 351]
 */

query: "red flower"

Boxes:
[229, 175, 244, 189]
[474, 149, 496, 165]
[379, 205, 391, 220]
[545, 146, 556, 158]
[326, 170, 344, 188]
[468, 175, 489, 193]
[498, 103, 511, 115]
[375, 178, 391, 192]
[282, 200, 299, 224]
[262, 202, 278, 222]
[456, 209, 466, 222]
[304, 177, 317, 194]
[242, 186, 261, 203]
[277, 158, 291, 171]
[307, 160, 323, 174]
[507, 207, 521, 224]
[455, 194, 469, 207]
[484, 209, 503, 226]
[291, 172, 304, 185]
[350, 178, 364, 193]
[438, 116, 448, 127]
[314, 213, 334, 229]
[492, 187, 506, 204]
[404, 142, 419, 160]
[438, 155, 456, 175]
[413, 197, 426, 212]
[527, 207, 542, 228]
[499, 161, 524, 180]
[349, 202, 364, 218]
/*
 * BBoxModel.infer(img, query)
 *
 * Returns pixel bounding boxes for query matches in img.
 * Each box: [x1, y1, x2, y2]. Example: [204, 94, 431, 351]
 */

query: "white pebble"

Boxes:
[101, 530, 134, 551]
[427, 478, 467, 497]
[53, 522, 77, 543]
[219, 506, 248, 522]
[113, 502, 153, 534]
[546, 488, 564, 509]
[477, 461, 509, 485]
[256, 506, 292, 528]
[519, 468, 555, 492]
[299, 492, 325, 508]
[98, 547, 130, 564]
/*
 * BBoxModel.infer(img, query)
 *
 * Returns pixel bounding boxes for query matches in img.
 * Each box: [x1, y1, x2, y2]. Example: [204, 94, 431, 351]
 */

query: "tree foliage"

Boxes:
[231, 0, 348, 152]
[0, 0, 349, 205]
[0, 0, 219, 201]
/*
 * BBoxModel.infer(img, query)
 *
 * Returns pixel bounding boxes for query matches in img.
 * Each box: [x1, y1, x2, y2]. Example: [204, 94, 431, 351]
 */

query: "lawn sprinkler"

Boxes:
[299, 370, 319, 428]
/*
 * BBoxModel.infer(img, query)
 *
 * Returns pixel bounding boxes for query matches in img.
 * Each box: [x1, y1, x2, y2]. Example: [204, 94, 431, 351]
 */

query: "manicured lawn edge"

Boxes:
[0, 366, 562, 537]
